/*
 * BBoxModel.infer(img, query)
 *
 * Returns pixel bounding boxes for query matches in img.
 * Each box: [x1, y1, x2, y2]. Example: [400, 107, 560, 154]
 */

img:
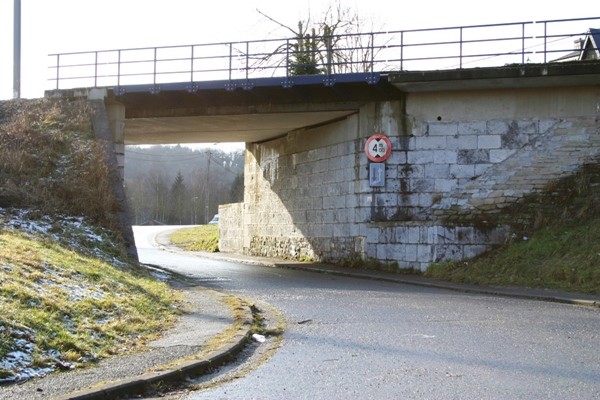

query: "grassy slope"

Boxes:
[170, 225, 219, 252]
[0, 230, 179, 373]
[0, 98, 180, 382]
[426, 219, 600, 295]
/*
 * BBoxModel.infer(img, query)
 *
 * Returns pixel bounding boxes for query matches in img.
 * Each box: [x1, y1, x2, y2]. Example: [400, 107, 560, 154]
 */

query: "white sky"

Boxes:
[1, 0, 598, 100]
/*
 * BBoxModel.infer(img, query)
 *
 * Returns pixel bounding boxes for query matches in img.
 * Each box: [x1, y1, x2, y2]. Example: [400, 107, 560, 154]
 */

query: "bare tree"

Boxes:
[255, 1, 386, 75]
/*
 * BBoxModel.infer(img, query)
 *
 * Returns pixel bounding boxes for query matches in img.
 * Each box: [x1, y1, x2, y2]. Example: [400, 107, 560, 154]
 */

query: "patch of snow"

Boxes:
[0, 207, 127, 267]
[0, 207, 132, 384]
[0, 327, 64, 384]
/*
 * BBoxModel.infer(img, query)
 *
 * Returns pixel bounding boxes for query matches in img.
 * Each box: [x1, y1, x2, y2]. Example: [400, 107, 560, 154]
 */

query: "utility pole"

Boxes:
[13, 0, 21, 99]
[205, 150, 211, 223]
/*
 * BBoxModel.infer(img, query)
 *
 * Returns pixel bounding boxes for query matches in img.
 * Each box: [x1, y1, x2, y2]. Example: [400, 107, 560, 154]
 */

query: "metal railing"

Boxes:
[48, 17, 599, 92]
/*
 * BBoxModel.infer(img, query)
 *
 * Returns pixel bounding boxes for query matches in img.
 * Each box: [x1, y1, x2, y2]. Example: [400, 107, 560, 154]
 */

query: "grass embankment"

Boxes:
[170, 225, 219, 252]
[0, 98, 181, 382]
[426, 219, 600, 295]
[0, 230, 179, 379]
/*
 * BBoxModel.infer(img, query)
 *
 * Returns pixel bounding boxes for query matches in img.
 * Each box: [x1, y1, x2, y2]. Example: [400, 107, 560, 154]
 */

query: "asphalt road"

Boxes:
[134, 226, 600, 400]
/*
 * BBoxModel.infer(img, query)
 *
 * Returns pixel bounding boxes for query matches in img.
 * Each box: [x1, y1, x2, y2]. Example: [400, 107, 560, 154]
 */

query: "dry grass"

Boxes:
[0, 229, 181, 379]
[0, 98, 182, 382]
[0, 98, 118, 230]
[170, 225, 219, 252]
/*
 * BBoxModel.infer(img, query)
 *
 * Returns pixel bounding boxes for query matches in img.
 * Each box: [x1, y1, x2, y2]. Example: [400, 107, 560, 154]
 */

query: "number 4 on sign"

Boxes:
[365, 134, 392, 162]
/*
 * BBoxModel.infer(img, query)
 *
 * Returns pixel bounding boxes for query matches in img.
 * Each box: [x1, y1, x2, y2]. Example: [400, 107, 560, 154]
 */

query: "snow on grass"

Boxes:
[0, 207, 178, 385]
[0, 207, 127, 267]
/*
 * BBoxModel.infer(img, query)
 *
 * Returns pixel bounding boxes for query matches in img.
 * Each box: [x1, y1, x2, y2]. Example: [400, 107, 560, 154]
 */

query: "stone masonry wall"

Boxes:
[218, 202, 243, 252]
[220, 92, 600, 270]
[241, 115, 364, 262]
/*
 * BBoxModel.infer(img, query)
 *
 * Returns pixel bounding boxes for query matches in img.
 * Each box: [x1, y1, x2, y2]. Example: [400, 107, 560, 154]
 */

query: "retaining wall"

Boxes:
[220, 85, 600, 270]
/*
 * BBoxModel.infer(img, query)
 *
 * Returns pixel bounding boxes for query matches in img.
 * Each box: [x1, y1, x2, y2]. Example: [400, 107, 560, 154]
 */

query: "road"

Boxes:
[134, 226, 600, 400]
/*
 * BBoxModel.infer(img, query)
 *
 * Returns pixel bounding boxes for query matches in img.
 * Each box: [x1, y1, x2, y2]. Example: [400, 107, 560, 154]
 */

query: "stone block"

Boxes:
[425, 164, 450, 179]
[490, 149, 517, 163]
[405, 244, 418, 261]
[416, 136, 447, 149]
[410, 178, 436, 192]
[447, 135, 478, 150]
[433, 150, 457, 164]
[474, 164, 493, 175]
[458, 121, 487, 136]
[462, 244, 489, 259]
[517, 120, 538, 134]
[449, 164, 475, 179]
[388, 244, 406, 260]
[334, 223, 351, 237]
[417, 245, 433, 262]
[539, 119, 559, 134]
[407, 150, 435, 164]
[487, 120, 510, 135]
[428, 122, 459, 136]
[388, 151, 407, 165]
[366, 226, 379, 243]
[399, 164, 424, 178]
[478, 135, 502, 149]
[433, 244, 463, 263]
[434, 178, 457, 192]
[458, 149, 490, 164]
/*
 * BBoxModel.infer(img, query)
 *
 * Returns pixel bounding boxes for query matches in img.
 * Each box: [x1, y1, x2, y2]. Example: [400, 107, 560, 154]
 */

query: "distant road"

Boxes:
[134, 226, 600, 400]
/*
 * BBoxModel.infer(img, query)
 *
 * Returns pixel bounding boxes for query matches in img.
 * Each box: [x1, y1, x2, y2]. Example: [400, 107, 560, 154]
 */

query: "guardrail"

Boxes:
[48, 17, 599, 92]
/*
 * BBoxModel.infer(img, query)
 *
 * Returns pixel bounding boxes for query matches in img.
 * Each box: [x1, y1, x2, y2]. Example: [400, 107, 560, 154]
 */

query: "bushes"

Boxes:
[0, 98, 118, 229]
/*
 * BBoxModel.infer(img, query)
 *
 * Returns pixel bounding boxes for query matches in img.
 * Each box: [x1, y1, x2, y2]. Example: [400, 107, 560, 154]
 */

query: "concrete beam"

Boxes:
[124, 110, 357, 145]
[388, 61, 600, 92]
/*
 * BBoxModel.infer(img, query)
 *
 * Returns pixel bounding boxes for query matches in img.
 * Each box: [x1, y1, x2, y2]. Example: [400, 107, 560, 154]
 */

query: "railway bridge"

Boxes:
[47, 17, 600, 268]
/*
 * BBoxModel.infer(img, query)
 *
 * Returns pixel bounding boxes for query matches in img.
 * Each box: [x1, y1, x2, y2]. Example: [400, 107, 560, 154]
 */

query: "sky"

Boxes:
[1, 0, 598, 100]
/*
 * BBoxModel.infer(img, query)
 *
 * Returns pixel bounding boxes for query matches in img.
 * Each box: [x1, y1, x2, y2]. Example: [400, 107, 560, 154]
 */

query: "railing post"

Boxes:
[245, 41, 250, 80]
[286, 38, 290, 77]
[228, 43, 233, 81]
[459, 27, 463, 69]
[543, 21, 548, 64]
[55, 54, 60, 90]
[94, 51, 98, 87]
[190, 45, 194, 83]
[370, 32, 375, 73]
[400, 31, 404, 71]
[153, 47, 157, 85]
[117, 50, 121, 88]
[521, 23, 526, 64]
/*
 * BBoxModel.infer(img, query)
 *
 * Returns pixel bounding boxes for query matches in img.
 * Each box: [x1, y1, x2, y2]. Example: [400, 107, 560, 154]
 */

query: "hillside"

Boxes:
[426, 164, 600, 295]
[0, 98, 180, 384]
[124, 145, 244, 225]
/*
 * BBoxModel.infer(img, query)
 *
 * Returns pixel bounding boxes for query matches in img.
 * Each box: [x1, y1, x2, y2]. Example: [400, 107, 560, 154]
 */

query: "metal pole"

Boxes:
[205, 150, 211, 223]
[13, 0, 21, 98]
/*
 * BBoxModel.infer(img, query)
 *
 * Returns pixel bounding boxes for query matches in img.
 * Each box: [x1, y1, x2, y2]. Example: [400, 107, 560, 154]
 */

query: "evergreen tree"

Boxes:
[169, 171, 187, 224]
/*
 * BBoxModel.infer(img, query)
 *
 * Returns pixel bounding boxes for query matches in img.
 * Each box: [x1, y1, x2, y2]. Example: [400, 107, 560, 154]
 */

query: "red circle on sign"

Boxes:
[365, 134, 392, 162]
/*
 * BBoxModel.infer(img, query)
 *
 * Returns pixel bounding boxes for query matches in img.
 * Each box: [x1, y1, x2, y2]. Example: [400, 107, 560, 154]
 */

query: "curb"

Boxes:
[55, 293, 255, 400]
[276, 263, 600, 309]
[182, 250, 600, 309]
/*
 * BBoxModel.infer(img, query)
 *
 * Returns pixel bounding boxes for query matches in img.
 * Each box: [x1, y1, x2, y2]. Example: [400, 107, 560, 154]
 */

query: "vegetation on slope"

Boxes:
[426, 166, 600, 295]
[0, 98, 180, 383]
[426, 219, 600, 295]
[0, 98, 118, 230]
[170, 225, 220, 252]
[0, 220, 180, 382]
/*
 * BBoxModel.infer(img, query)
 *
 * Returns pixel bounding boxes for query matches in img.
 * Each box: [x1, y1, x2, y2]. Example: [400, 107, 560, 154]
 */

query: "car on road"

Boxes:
[208, 214, 219, 224]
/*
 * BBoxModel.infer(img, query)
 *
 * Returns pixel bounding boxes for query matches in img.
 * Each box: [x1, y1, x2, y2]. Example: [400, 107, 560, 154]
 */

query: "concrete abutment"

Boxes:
[220, 85, 600, 270]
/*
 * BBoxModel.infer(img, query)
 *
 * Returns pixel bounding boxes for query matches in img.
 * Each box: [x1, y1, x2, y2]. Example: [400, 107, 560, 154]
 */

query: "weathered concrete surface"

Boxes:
[221, 83, 600, 270]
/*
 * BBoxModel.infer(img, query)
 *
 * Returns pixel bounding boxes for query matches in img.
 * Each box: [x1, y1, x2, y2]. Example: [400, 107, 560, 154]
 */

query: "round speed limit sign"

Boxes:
[365, 133, 392, 162]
